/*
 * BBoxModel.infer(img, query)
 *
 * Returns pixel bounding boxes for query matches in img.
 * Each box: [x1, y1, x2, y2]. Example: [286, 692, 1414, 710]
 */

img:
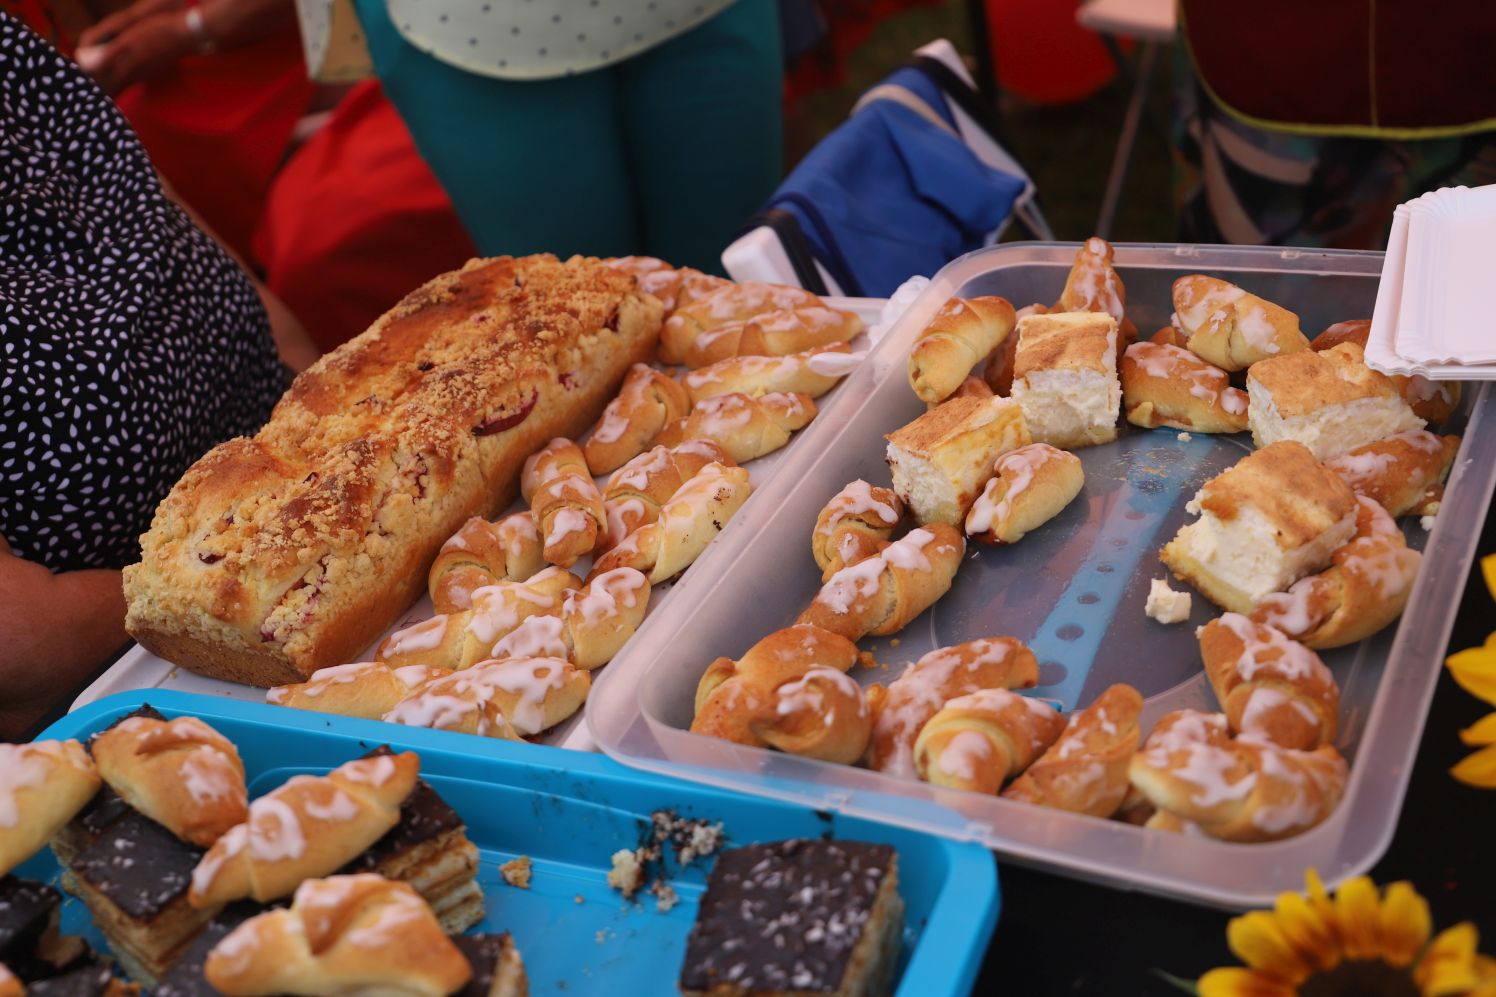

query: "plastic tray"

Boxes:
[71, 299, 888, 753]
[586, 242, 1496, 910]
[21, 690, 998, 997]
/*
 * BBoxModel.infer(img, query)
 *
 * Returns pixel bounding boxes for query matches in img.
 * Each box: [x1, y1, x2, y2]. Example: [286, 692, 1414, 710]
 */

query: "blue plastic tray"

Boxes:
[22, 691, 999, 997]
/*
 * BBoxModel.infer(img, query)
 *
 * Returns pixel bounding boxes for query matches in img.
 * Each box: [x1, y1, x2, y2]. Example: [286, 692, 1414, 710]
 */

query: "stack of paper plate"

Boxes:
[1366, 184, 1496, 380]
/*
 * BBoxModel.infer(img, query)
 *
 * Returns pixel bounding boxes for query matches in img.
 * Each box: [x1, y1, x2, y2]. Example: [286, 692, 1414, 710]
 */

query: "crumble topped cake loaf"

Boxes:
[679, 839, 903, 997]
[124, 254, 662, 687]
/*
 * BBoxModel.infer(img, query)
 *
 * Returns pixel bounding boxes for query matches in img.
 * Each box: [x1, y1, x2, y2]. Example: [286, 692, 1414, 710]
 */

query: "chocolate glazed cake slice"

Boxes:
[0, 878, 88, 983]
[680, 839, 905, 997]
[451, 933, 528, 997]
[338, 753, 484, 934]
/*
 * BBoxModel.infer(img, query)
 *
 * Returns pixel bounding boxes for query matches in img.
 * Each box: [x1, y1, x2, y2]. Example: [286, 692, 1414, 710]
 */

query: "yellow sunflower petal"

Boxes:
[1447, 644, 1496, 707]
[1450, 743, 1496, 788]
[1304, 868, 1338, 926]
[1481, 553, 1496, 602]
[1228, 911, 1314, 983]
[1272, 891, 1342, 973]
[1461, 713, 1496, 747]
[1415, 922, 1480, 996]
[1378, 881, 1432, 968]
[1198, 967, 1298, 997]
[1334, 876, 1384, 961]
[1470, 955, 1496, 997]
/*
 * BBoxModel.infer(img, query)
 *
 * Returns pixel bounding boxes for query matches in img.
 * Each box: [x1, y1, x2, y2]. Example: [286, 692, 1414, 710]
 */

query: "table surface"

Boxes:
[979, 506, 1496, 994]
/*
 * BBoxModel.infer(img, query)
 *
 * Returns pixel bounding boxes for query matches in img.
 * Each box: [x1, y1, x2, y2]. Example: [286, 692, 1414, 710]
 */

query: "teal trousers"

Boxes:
[354, 0, 783, 274]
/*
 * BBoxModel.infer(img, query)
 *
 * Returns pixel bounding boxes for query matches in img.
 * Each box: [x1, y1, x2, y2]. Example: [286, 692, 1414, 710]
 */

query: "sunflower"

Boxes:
[1192, 871, 1496, 997]
[1447, 552, 1496, 789]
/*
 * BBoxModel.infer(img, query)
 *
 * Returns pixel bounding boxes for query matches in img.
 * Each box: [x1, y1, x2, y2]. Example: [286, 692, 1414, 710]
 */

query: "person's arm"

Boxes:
[0, 535, 128, 740]
[74, 0, 296, 95]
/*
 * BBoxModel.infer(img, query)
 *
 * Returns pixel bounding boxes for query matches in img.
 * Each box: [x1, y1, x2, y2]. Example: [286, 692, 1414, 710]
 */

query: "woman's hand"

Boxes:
[0, 535, 128, 740]
[75, 0, 196, 95]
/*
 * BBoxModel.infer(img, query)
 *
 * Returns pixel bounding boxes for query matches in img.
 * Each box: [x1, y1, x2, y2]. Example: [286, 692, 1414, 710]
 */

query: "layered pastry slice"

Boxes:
[679, 839, 904, 997]
[0, 879, 88, 984]
[1009, 312, 1121, 449]
[200, 876, 525, 997]
[884, 395, 1031, 525]
[188, 749, 484, 936]
[1246, 343, 1424, 461]
[1160, 441, 1359, 614]
[52, 708, 248, 985]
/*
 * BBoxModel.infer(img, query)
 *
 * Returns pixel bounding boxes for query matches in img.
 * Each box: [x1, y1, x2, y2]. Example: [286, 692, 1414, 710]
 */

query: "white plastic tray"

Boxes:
[585, 243, 1496, 909]
[75, 298, 889, 752]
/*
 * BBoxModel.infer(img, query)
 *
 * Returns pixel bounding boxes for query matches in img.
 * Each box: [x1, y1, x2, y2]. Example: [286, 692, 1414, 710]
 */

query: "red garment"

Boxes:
[1181, 0, 1496, 135]
[253, 80, 478, 352]
[115, 27, 315, 261]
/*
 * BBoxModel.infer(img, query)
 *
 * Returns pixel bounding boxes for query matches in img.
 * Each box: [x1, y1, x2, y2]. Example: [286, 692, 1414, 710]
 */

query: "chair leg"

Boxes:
[1095, 38, 1158, 240]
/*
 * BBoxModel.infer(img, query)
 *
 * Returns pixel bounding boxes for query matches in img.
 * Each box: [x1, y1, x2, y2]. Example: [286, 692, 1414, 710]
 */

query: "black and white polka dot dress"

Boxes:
[0, 14, 286, 573]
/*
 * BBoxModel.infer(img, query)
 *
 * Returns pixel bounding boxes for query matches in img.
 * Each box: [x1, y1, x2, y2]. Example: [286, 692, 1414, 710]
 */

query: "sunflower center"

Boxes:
[1299, 960, 1422, 997]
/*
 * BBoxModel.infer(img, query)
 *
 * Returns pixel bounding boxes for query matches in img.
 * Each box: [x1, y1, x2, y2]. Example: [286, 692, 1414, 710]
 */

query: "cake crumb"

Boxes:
[499, 856, 532, 889]
[1420, 514, 1436, 531]
[889, 638, 901, 647]
[1145, 577, 1192, 624]
[678, 821, 724, 867]
[650, 880, 679, 913]
[1177, 432, 1192, 441]
[574, 894, 585, 905]
[607, 848, 644, 898]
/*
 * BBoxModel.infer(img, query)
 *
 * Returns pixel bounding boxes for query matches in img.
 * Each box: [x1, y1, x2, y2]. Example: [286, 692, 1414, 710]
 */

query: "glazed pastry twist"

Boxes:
[582, 363, 692, 475]
[592, 462, 752, 583]
[659, 282, 823, 364]
[599, 440, 734, 551]
[268, 662, 453, 720]
[656, 391, 817, 464]
[427, 512, 545, 613]
[1172, 275, 1309, 372]
[520, 438, 606, 568]
[1324, 430, 1459, 518]
[382, 656, 590, 738]
[797, 524, 965, 641]
[204, 875, 471, 997]
[489, 567, 650, 669]
[1201, 614, 1339, 750]
[964, 443, 1084, 545]
[906, 295, 1017, 405]
[811, 480, 904, 582]
[0, 740, 100, 878]
[690, 624, 871, 764]
[1127, 709, 1347, 843]
[1251, 495, 1422, 650]
[1001, 683, 1143, 817]
[680, 305, 863, 369]
[913, 688, 1064, 794]
[92, 715, 248, 847]
[377, 566, 581, 671]
[190, 752, 420, 907]
[1120, 341, 1248, 434]
[864, 637, 1039, 778]
[683, 343, 852, 405]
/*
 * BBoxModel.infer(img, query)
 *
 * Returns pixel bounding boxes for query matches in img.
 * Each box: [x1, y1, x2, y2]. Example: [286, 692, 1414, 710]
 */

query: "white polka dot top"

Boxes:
[0, 14, 287, 572]
[298, 0, 736, 82]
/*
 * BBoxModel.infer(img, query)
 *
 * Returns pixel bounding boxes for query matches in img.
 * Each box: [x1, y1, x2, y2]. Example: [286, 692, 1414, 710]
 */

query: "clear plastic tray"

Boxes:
[24, 690, 999, 997]
[72, 299, 888, 752]
[586, 243, 1496, 909]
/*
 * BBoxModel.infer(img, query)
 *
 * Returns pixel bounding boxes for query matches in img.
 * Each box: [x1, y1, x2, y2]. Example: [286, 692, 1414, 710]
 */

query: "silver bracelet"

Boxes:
[184, 7, 215, 54]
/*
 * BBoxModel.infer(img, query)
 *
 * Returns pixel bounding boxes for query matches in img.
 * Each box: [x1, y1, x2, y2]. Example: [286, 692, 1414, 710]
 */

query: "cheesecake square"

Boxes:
[885, 395, 1030, 525]
[1010, 312, 1121, 449]
[679, 839, 903, 997]
[1246, 343, 1424, 460]
[1160, 441, 1358, 613]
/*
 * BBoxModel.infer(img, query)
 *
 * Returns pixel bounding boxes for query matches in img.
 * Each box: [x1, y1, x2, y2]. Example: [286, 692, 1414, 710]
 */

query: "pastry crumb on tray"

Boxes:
[1145, 577, 1192, 624]
[607, 810, 726, 907]
[499, 856, 532, 889]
